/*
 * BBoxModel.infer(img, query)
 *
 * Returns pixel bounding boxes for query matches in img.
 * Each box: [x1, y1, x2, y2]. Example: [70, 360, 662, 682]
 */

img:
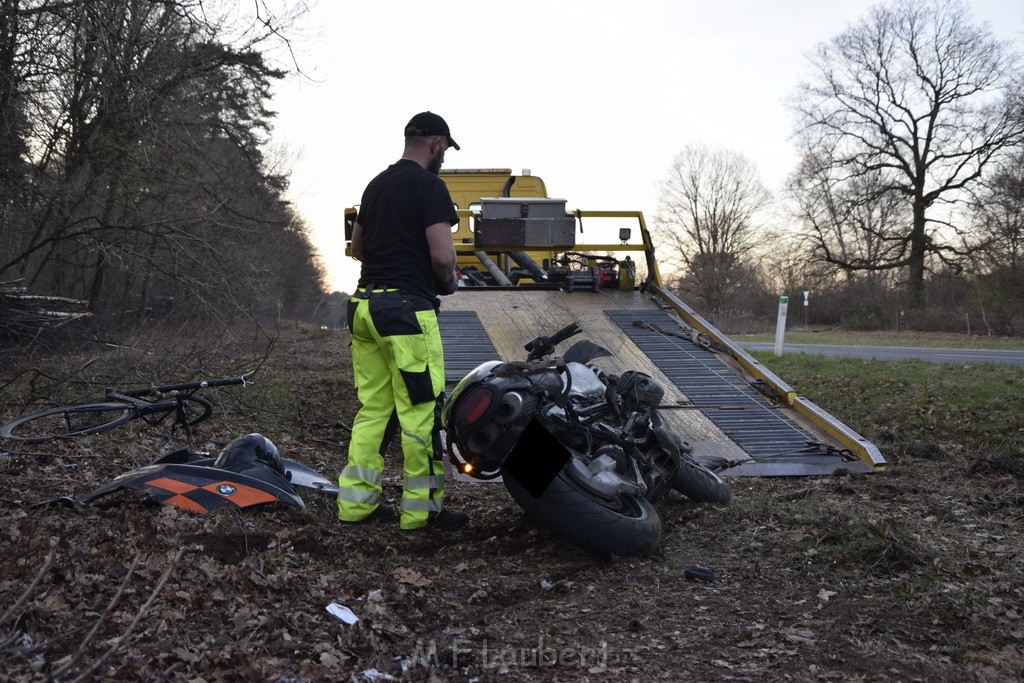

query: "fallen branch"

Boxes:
[33, 310, 92, 319]
[6, 293, 89, 306]
[50, 550, 144, 680]
[1, 286, 92, 341]
[70, 547, 185, 683]
[0, 538, 58, 626]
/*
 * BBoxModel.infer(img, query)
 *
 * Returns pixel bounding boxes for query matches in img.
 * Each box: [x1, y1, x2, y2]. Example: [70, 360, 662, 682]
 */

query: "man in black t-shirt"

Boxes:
[337, 112, 469, 531]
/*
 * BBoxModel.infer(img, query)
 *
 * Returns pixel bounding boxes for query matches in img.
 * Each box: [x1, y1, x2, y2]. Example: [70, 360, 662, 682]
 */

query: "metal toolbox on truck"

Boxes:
[480, 197, 568, 218]
[474, 197, 576, 248]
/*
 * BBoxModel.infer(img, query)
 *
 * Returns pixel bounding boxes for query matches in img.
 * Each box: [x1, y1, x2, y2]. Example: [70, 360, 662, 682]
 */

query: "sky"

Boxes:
[266, 0, 1024, 293]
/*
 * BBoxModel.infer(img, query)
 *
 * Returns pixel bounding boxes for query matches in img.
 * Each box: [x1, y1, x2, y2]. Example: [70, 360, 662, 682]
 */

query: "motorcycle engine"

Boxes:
[615, 371, 664, 412]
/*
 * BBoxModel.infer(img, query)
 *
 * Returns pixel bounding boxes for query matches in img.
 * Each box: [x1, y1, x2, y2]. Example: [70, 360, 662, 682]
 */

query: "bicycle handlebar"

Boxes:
[109, 370, 255, 399]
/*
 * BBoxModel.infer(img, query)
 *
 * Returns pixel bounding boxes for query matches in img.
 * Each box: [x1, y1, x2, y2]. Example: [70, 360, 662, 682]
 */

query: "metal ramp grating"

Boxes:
[438, 310, 500, 383]
[606, 310, 816, 460]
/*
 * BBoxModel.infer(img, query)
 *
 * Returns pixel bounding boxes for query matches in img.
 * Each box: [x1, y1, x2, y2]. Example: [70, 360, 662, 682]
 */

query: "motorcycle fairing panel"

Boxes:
[77, 448, 305, 513]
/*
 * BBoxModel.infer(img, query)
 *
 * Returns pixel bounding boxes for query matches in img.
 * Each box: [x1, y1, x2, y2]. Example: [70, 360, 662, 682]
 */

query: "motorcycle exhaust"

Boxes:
[493, 391, 536, 424]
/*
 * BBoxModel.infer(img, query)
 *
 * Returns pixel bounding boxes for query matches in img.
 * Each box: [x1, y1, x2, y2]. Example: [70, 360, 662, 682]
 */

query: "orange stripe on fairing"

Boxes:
[204, 481, 277, 507]
[146, 477, 198, 494]
[164, 494, 208, 514]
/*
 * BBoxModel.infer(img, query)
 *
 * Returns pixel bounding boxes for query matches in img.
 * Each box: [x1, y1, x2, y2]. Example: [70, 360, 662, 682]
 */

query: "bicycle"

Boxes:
[0, 371, 254, 443]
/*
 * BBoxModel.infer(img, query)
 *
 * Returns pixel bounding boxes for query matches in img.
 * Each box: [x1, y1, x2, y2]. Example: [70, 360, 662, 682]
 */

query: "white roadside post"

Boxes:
[803, 290, 809, 327]
[774, 295, 789, 357]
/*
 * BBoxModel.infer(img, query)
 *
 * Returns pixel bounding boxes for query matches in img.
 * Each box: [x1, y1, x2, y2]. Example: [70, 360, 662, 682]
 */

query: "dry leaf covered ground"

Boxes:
[1, 324, 1021, 682]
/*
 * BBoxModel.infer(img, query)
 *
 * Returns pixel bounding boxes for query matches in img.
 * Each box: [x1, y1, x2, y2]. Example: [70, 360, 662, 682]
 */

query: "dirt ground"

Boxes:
[1, 324, 1021, 682]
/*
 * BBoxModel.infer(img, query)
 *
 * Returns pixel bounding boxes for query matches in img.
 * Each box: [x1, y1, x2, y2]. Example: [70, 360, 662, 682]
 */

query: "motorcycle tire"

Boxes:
[502, 469, 662, 559]
[672, 454, 732, 504]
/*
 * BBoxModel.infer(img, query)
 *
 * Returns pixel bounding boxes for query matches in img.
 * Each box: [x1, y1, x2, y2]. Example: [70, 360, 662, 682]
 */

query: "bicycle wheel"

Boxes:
[137, 396, 214, 430]
[0, 403, 136, 443]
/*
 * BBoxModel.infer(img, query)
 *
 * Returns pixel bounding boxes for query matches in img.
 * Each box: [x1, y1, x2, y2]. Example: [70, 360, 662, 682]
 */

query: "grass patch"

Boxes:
[733, 329, 1024, 350]
[750, 352, 1024, 459]
[810, 515, 933, 572]
[715, 478, 937, 584]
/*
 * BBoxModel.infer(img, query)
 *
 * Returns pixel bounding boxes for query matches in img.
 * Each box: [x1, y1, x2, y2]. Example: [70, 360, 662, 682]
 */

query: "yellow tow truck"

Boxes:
[345, 168, 885, 476]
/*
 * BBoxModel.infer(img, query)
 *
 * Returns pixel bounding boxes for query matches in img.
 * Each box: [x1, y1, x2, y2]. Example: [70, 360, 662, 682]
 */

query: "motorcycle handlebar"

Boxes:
[549, 321, 582, 347]
[524, 321, 582, 360]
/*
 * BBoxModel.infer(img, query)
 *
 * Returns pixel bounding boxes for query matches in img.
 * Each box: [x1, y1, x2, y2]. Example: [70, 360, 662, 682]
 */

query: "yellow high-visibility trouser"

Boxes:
[337, 288, 446, 529]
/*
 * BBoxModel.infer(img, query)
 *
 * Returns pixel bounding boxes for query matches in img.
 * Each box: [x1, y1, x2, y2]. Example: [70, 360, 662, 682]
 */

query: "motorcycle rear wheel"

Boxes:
[502, 469, 662, 559]
[672, 454, 732, 504]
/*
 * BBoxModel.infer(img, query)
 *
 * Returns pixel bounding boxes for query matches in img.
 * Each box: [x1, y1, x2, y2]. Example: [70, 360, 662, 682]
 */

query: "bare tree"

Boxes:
[790, 0, 1024, 308]
[964, 146, 1024, 334]
[0, 0, 325, 330]
[971, 147, 1024, 271]
[788, 153, 909, 280]
[654, 143, 772, 315]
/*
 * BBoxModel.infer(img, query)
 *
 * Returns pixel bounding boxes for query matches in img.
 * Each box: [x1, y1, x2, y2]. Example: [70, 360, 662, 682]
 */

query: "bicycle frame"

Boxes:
[108, 371, 255, 401]
[0, 371, 255, 443]
[103, 371, 255, 439]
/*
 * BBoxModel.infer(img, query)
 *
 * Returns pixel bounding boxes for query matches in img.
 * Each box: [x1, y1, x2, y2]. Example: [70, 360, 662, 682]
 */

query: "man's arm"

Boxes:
[350, 222, 364, 261]
[425, 221, 456, 285]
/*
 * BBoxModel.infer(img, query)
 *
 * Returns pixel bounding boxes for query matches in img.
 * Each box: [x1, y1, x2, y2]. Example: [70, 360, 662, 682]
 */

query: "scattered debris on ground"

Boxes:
[1, 325, 1021, 681]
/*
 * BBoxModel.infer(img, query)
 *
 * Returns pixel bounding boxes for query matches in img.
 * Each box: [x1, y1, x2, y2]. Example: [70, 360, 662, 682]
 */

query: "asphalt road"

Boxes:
[736, 342, 1024, 367]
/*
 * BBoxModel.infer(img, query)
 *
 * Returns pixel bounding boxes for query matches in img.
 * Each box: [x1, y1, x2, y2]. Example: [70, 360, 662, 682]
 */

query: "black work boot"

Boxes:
[425, 508, 469, 531]
[341, 504, 397, 525]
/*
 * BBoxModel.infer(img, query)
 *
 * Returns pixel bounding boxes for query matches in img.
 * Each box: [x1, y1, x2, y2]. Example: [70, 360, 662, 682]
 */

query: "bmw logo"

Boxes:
[217, 484, 237, 496]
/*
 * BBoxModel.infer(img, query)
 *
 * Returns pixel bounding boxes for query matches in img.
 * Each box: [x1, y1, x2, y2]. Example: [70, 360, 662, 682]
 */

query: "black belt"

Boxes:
[354, 285, 438, 311]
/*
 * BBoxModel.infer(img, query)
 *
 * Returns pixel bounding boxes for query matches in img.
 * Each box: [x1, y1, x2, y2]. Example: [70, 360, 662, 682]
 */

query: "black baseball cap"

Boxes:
[404, 111, 460, 150]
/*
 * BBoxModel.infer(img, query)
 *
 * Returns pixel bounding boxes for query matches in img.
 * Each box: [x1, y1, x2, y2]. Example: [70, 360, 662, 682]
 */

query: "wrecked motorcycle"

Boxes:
[442, 322, 731, 558]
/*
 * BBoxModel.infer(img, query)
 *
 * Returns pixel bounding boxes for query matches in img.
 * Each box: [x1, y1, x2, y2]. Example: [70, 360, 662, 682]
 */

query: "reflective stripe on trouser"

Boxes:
[337, 291, 446, 529]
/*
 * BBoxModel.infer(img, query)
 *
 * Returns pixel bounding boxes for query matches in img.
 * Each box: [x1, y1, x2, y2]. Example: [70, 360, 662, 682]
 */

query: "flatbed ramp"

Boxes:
[438, 289, 884, 477]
